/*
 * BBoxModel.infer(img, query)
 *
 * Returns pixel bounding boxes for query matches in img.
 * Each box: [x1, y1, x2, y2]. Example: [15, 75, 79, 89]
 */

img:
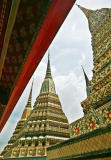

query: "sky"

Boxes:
[0, 0, 111, 152]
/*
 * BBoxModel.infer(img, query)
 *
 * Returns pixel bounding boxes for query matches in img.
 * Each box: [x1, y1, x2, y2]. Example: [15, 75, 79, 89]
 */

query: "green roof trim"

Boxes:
[3, 156, 46, 160]
[47, 124, 111, 151]
[93, 95, 111, 109]
[49, 148, 111, 160]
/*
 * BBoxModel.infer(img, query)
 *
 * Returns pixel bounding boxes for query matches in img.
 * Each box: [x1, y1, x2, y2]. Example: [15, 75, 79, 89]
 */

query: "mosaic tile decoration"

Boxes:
[71, 101, 111, 137]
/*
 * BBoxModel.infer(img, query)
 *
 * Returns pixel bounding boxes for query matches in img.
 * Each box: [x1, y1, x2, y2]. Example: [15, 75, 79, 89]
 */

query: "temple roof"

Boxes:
[0, 0, 52, 105]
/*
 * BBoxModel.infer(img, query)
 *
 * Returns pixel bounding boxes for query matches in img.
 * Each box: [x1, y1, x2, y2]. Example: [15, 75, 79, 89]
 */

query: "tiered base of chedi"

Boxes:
[2, 54, 70, 158]
[1, 83, 33, 157]
[70, 5, 111, 138]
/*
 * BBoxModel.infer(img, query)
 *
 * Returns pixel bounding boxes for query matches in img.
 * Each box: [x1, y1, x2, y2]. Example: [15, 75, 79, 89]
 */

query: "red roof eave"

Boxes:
[0, 0, 76, 132]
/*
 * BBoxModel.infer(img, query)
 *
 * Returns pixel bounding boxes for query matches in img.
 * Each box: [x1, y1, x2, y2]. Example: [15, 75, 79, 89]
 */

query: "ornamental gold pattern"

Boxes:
[46, 6, 111, 160]
[2, 56, 70, 158]
[0, 0, 7, 36]
[71, 101, 111, 137]
[71, 6, 111, 139]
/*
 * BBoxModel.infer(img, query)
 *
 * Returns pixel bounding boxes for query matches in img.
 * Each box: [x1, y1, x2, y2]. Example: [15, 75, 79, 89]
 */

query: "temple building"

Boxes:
[1, 5, 111, 160]
[47, 6, 111, 160]
[2, 55, 70, 159]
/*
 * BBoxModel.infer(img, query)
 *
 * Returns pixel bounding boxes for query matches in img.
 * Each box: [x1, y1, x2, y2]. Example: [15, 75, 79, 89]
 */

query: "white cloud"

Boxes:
[54, 72, 85, 122]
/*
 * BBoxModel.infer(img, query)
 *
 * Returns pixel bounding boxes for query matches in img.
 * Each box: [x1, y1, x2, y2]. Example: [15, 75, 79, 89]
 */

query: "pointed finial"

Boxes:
[48, 50, 50, 60]
[21, 80, 33, 120]
[81, 66, 90, 96]
[77, 4, 93, 19]
[26, 79, 34, 107]
[45, 51, 52, 79]
[30, 78, 34, 95]
[31, 78, 34, 89]
[81, 65, 89, 85]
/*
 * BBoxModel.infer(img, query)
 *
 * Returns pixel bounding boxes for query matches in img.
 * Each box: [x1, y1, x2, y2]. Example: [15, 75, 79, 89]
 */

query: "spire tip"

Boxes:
[77, 5, 93, 18]
[76, 4, 80, 8]
[48, 50, 50, 60]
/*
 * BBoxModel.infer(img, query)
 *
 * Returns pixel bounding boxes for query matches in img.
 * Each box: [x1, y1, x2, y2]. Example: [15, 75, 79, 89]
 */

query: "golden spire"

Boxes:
[40, 52, 56, 94]
[45, 50, 52, 79]
[21, 80, 33, 120]
[77, 4, 93, 19]
[26, 79, 34, 107]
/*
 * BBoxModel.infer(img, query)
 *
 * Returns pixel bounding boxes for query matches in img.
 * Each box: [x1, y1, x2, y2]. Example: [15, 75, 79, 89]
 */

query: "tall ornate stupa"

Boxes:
[2, 54, 70, 158]
[46, 6, 111, 160]
[69, 4, 111, 158]
[70, 5, 111, 138]
[2, 82, 33, 156]
[77, 5, 111, 115]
